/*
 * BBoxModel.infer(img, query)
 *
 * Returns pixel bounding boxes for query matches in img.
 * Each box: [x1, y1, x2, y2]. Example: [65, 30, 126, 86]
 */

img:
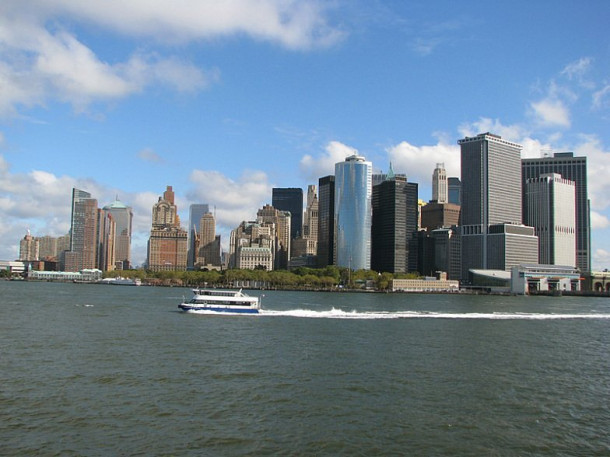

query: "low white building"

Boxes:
[28, 268, 103, 282]
[391, 277, 459, 292]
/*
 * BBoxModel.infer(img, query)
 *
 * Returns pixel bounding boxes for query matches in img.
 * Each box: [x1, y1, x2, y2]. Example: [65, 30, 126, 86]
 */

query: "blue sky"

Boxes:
[1, 0, 609, 269]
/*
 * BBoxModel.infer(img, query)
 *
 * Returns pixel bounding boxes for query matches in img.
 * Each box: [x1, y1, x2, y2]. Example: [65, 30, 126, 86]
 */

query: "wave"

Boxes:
[259, 308, 610, 320]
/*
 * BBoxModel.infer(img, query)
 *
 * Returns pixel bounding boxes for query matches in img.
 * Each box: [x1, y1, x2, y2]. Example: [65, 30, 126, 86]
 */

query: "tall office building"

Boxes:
[432, 163, 448, 203]
[317, 176, 335, 267]
[147, 186, 188, 271]
[187, 203, 210, 269]
[293, 185, 319, 258]
[196, 212, 221, 267]
[522, 152, 590, 272]
[19, 231, 39, 261]
[67, 188, 98, 272]
[334, 154, 372, 270]
[525, 173, 576, 267]
[372, 175, 419, 273]
[458, 133, 538, 280]
[272, 188, 303, 241]
[103, 198, 133, 269]
[448, 177, 461, 205]
[459, 133, 522, 226]
[257, 204, 291, 270]
[96, 208, 116, 272]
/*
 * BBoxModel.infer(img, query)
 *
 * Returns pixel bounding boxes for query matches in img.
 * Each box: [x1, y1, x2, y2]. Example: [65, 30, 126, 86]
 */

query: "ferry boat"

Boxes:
[178, 288, 261, 315]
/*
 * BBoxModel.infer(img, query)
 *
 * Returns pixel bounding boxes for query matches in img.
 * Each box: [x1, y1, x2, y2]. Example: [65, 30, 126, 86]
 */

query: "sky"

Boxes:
[1, 0, 609, 269]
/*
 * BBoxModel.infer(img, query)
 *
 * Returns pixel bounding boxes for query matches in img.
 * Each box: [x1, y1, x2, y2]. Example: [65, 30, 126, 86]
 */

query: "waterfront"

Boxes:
[2, 281, 609, 456]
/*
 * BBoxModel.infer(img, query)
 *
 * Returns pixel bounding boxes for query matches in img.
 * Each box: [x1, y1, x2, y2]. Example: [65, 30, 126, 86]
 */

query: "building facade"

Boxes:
[19, 231, 39, 261]
[68, 189, 99, 272]
[317, 175, 335, 267]
[522, 152, 590, 272]
[448, 177, 461, 205]
[334, 154, 372, 270]
[187, 203, 210, 269]
[371, 175, 419, 273]
[458, 133, 538, 281]
[103, 199, 133, 269]
[525, 173, 576, 267]
[272, 188, 303, 242]
[420, 202, 461, 231]
[432, 163, 448, 203]
[147, 186, 188, 271]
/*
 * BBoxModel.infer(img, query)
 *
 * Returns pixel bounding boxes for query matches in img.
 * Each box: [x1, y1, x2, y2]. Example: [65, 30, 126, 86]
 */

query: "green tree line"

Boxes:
[103, 266, 421, 290]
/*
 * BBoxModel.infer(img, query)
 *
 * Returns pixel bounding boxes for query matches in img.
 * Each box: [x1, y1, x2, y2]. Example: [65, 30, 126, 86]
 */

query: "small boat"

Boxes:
[100, 277, 141, 286]
[178, 288, 261, 315]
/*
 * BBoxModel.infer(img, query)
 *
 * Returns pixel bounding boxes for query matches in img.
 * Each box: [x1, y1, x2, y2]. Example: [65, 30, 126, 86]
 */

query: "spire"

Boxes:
[386, 162, 395, 181]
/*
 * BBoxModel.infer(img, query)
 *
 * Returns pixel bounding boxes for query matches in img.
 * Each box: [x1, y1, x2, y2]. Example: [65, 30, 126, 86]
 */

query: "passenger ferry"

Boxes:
[178, 288, 261, 315]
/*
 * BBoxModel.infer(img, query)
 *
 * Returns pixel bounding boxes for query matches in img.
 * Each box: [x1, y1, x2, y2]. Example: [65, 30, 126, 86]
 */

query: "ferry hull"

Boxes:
[178, 304, 260, 314]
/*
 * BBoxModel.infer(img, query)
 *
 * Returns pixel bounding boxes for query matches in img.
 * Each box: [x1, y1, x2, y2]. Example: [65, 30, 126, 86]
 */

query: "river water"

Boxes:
[1, 281, 609, 456]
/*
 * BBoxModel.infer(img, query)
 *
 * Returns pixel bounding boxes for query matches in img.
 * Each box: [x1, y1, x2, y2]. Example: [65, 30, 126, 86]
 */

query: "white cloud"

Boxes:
[593, 85, 610, 110]
[33, 0, 343, 49]
[572, 135, 610, 211]
[387, 140, 460, 187]
[0, 0, 340, 115]
[299, 141, 358, 181]
[560, 57, 593, 81]
[591, 211, 610, 230]
[593, 248, 610, 270]
[188, 168, 272, 230]
[530, 98, 571, 128]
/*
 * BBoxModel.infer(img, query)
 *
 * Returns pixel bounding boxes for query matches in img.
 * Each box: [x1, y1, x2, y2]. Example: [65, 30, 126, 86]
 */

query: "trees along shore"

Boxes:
[103, 266, 421, 291]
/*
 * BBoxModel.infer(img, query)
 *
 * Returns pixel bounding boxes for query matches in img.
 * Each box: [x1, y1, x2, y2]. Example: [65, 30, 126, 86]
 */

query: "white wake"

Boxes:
[258, 308, 610, 320]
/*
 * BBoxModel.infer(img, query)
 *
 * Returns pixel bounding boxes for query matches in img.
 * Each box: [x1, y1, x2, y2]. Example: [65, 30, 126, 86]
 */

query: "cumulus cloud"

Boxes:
[593, 248, 610, 270]
[188, 168, 273, 230]
[386, 140, 460, 188]
[572, 135, 610, 211]
[0, 0, 340, 115]
[299, 141, 358, 181]
[530, 98, 571, 128]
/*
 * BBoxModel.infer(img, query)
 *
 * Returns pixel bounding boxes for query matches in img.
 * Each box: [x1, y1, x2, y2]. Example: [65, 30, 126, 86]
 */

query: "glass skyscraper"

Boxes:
[272, 188, 303, 240]
[187, 203, 210, 269]
[317, 175, 335, 267]
[334, 154, 372, 270]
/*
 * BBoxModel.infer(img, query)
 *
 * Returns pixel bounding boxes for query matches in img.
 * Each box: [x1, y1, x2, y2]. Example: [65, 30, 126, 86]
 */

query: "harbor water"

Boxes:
[1, 281, 609, 456]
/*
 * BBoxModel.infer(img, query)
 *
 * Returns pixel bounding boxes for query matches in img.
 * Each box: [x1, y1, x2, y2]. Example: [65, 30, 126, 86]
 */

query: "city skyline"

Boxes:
[0, 1, 609, 269]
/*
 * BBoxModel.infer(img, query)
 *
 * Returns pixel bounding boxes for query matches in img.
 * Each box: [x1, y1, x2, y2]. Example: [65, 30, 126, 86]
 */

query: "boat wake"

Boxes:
[258, 308, 610, 320]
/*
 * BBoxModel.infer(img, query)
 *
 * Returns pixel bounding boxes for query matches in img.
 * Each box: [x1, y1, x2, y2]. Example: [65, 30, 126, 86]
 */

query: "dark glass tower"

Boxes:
[272, 188, 303, 240]
[522, 152, 590, 272]
[317, 176, 335, 267]
[371, 176, 418, 273]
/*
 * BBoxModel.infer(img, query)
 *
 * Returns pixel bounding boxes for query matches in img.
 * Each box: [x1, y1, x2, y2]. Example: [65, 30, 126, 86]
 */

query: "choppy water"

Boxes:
[2, 281, 609, 456]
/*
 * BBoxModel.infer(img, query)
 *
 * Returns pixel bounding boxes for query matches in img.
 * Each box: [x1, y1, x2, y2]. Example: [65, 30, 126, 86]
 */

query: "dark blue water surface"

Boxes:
[1, 281, 609, 456]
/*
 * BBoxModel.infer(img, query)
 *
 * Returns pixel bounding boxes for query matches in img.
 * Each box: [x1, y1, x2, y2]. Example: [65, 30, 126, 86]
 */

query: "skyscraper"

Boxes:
[525, 173, 576, 267]
[19, 231, 39, 261]
[257, 204, 291, 270]
[317, 175, 335, 267]
[371, 175, 418, 273]
[196, 212, 221, 267]
[458, 133, 538, 280]
[272, 188, 303, 241]
[334, 154, 372, 270]
[432, 163, 448, 203]
[187, 203, 210, 269]
[459, 133, 522, 226]
[147, 186, 188, 271]
[103, 198, 133, 269]
[67, 188, 98, 272]
[522, 152, 590, 272]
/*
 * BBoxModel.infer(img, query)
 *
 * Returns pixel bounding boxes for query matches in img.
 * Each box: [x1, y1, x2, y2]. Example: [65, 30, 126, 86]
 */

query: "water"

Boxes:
[1, 281, 609, 456]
